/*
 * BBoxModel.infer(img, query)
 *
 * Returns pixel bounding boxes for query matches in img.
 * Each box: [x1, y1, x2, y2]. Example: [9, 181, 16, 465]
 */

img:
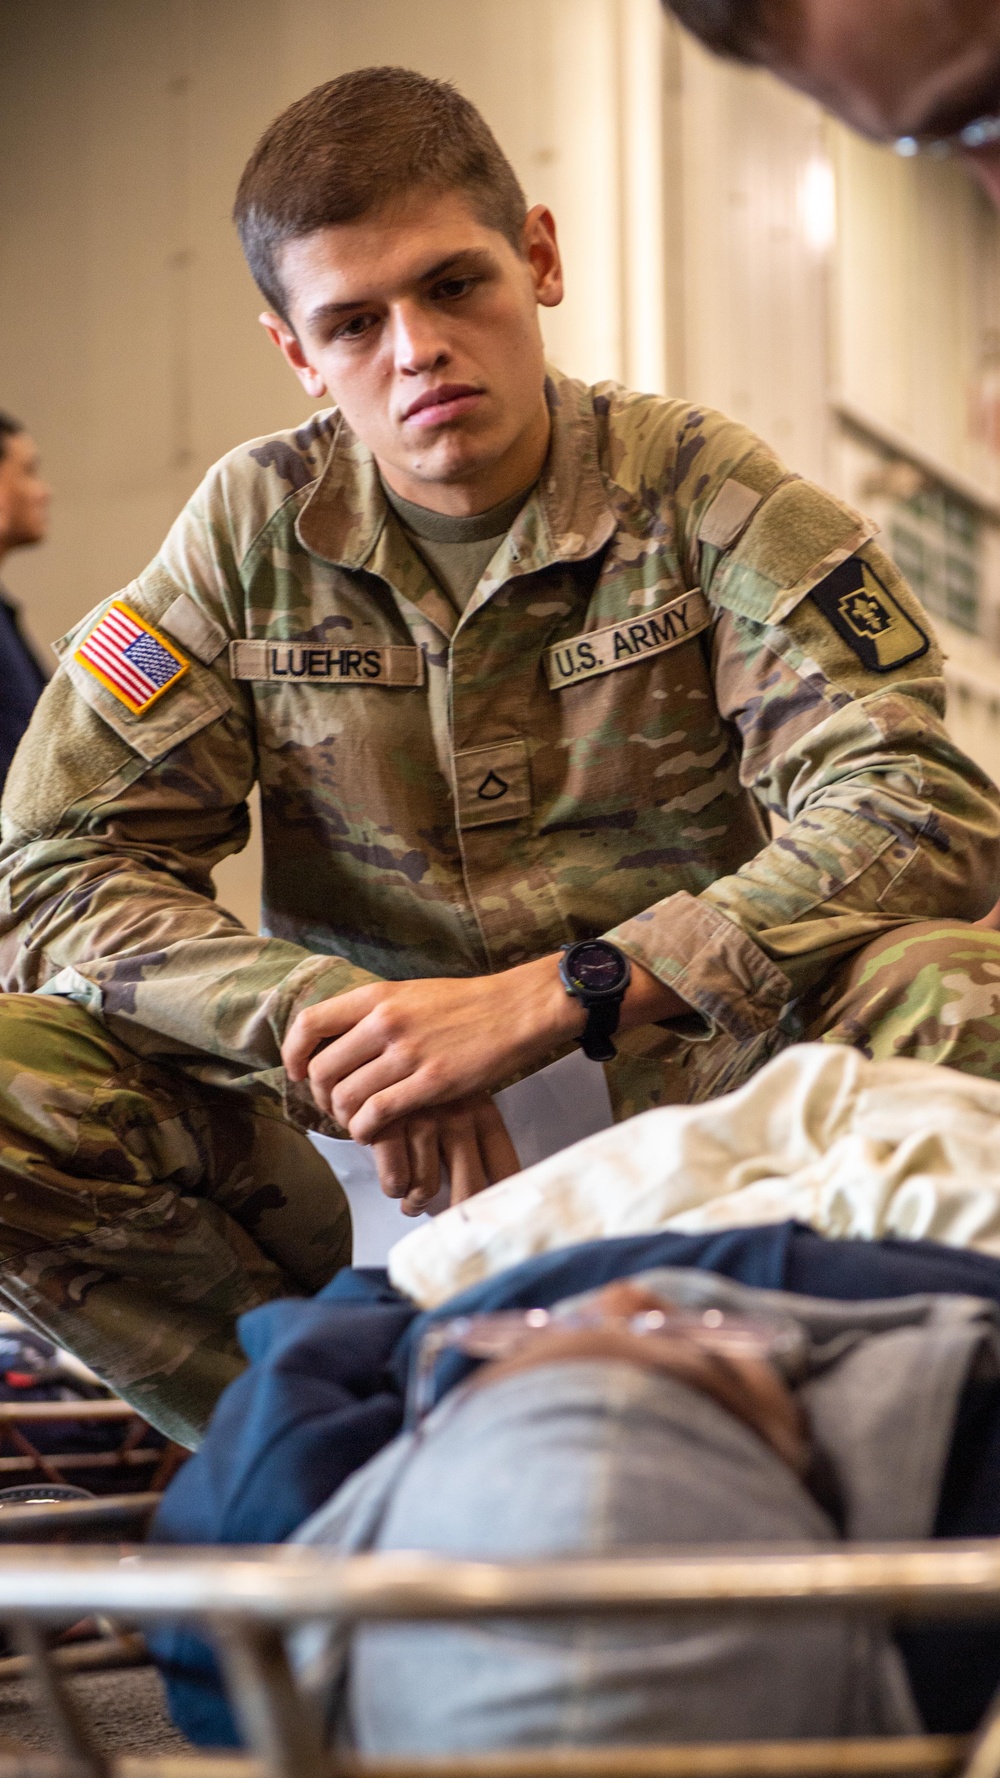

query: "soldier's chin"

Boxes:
[413, 434, 497, 485]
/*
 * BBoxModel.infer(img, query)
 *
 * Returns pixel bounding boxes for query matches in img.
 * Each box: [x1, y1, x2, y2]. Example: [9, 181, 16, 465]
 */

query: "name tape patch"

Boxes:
[74, 601, 189, 714]
[809, 558, 929, 673]
[544, 589, 710, 691]
[229, 640, 425, 687]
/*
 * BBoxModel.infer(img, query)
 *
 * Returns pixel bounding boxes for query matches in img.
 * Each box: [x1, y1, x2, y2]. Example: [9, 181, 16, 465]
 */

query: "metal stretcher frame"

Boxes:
[1, 1541, 1000, 1778]
[0, 1400, 185, 1492]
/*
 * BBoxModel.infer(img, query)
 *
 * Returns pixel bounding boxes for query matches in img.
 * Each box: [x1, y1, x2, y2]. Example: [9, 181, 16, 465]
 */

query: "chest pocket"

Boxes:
[537, 605, 734, 829]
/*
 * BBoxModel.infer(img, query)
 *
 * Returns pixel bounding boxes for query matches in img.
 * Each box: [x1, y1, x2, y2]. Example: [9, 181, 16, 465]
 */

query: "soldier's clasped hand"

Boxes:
[281, 953, 685, 1150]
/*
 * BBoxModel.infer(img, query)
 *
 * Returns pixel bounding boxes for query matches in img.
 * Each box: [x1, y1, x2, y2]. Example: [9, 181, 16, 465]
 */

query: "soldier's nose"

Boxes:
[391, 308, 450, 375]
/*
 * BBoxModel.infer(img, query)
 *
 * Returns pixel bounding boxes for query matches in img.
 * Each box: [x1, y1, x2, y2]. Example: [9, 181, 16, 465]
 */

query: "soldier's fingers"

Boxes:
[309, 1040, 403, 1119]
[401, 1114, 445, 1210]
[401, 1186, 435, 1217]
[370, 1130, 411, 1200]
[327, 1051, 424, 1127]
[474, 1101, 520, 1184]
[281, 987, 383, 1081]
[440, 1114, 488, 1205]
[347, 1072, 453, 1143]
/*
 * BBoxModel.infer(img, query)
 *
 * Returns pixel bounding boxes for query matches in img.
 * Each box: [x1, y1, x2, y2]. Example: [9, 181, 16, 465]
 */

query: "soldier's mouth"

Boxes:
[401, 384, 485, 428]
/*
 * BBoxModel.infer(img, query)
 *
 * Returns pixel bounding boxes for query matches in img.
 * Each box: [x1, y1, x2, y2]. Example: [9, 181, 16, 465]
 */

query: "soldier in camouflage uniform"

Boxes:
[2, 67, 1000, 1447]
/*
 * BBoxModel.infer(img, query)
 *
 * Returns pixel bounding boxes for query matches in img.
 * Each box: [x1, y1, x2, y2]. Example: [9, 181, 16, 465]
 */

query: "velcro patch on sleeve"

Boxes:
[544, 589, 710, 690]
[809, 558, 929, 673]
[697, 479, 764, 550]
[74, 601, 189, 713]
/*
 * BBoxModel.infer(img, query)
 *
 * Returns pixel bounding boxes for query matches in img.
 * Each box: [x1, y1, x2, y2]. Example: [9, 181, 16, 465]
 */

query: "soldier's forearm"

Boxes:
[281, 952, 690, 1142]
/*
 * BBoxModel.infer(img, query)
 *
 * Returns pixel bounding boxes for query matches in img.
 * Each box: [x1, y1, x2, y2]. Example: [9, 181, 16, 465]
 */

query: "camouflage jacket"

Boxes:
[2, 369, 998, 1131]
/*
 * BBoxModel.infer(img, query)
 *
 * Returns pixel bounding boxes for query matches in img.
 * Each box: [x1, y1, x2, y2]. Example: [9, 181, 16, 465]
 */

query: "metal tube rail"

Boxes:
[0, 1747, 973, 1778]
[0, 1546, 998, 1778]
[0, 1496, 162, 1543]
[0, 1404, 146, 1423]
[0, 1543, 996, 1623]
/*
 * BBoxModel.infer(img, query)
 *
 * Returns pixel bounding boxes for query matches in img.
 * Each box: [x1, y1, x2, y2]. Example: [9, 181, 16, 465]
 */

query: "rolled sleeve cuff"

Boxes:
[267, 952, 383, 1137]
[606, 891, 791, 1044]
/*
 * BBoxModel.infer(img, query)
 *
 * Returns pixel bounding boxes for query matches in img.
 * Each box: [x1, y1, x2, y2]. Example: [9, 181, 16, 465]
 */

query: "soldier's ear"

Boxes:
[259, 312, 329, 400]
[522, 205, 564, 311]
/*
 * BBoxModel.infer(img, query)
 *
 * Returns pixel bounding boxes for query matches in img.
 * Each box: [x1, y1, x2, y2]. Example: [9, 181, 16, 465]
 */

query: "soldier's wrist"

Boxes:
[618, 960, 688, 1030]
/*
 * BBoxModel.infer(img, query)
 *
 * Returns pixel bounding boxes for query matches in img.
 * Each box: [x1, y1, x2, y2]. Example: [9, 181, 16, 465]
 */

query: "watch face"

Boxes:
[566, 940, 629, 995]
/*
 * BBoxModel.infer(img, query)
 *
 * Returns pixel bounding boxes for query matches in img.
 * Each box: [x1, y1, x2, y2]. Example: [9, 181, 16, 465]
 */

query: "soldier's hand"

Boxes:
[370, 1093, 520, 1216]
[282, 960, 580, 1140]
[281, 954, 684, 1142]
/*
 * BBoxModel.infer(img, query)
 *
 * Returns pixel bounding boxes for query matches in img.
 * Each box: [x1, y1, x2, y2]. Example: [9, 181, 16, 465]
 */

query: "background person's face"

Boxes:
[0, 433, 50, 557]
[263, 189, 564, 514]
[766, 0, 1000, 205]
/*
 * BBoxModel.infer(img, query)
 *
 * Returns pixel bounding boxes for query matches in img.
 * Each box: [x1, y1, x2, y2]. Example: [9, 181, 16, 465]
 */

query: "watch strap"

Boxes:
[581, 997, 623, 1064]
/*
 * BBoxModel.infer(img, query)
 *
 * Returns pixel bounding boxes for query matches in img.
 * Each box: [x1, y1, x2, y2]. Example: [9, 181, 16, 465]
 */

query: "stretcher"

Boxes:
[0, 1505, 998, 1778]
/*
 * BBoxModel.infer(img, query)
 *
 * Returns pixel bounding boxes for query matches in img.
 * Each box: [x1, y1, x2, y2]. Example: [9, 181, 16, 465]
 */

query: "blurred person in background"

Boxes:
[661, 1, 1000, 205]
[0, 413, 50, 794]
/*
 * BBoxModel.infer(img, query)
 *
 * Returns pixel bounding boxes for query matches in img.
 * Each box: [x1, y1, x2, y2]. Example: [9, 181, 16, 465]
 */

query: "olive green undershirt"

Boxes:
[382, 479, 535, 613]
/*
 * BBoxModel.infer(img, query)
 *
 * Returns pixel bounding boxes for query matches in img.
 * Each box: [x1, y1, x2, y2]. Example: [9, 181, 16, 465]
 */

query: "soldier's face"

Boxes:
[763, 0, 1000, 207]
[261, 189, 564, 514]
[0, 434, 51, 560]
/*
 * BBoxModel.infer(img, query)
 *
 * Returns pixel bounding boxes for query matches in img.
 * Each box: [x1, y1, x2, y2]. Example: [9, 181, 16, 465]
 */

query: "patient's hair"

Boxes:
[0, 412, 25, 463]
[662, 0, 779, 61]
[233, 67, 529, 323]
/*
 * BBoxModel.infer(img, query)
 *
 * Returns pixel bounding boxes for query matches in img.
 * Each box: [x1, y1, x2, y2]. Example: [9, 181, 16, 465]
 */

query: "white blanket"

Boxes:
[388, 1044, 1000, 1308]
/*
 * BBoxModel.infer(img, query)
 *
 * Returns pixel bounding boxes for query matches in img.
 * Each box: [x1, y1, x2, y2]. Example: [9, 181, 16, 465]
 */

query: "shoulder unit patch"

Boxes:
[809, 558, 929, 673]
[74, 601, 190, 714]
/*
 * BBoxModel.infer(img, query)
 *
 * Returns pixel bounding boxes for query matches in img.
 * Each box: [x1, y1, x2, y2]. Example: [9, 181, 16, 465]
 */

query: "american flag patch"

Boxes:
[74, 601, 189, 714]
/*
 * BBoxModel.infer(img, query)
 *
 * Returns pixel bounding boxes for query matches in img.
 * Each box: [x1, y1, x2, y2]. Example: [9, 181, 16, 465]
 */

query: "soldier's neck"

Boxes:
[376, 398, 550, 517]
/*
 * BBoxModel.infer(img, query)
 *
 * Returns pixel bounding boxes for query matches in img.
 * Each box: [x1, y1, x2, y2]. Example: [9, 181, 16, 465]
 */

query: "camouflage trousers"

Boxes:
[2, 918, 1000, 1447]
[0, 994, 351, 1449]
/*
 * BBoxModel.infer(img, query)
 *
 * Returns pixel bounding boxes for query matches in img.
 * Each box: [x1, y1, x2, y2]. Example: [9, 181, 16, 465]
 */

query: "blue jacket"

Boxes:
[0, 593, 46, 791]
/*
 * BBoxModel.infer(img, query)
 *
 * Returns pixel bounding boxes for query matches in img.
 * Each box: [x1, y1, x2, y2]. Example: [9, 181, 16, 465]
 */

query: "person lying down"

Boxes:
[152, 1223, 1000, 1751]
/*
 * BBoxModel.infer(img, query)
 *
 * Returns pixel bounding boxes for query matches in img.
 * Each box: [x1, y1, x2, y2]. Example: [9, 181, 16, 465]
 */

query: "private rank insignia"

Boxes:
[74, 601, 189, 713]
[809, 558, 929, 673]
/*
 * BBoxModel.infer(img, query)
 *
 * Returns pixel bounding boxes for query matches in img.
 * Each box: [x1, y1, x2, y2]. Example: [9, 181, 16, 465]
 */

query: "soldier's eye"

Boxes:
[333, 313, 378, 341]
[433, 277, 478, 301]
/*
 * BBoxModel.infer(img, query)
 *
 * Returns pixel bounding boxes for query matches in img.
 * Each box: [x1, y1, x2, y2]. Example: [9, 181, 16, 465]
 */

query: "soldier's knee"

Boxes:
[853, 920, 1000, 975]
[0, 992, 121, 1077]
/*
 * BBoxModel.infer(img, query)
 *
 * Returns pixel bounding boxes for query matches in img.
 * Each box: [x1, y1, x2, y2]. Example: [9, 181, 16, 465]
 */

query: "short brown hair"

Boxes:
[234, 67, 529, 322]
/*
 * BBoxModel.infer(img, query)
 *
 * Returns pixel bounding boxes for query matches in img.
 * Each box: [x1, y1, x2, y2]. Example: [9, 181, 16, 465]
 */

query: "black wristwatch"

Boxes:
[559, 939, 632, 1063]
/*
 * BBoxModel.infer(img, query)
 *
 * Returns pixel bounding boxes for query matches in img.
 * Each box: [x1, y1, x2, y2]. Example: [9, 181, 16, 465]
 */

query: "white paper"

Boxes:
[309, 1047, 614, 1265]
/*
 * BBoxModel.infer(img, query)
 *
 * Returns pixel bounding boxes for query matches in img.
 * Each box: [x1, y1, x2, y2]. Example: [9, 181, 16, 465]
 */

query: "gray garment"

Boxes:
[554, 1269, 1000, 1541]
[293, 1275, 1000, 1753]
[382, 481, 534, 613]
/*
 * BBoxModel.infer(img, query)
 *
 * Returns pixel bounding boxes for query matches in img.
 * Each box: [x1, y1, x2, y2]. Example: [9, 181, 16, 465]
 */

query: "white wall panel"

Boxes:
[832, 130, 1000, 504]
[667, 34, 832, 484]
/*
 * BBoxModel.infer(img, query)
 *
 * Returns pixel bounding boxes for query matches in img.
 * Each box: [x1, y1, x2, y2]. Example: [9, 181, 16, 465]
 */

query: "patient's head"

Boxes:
[343, 1283, 911, 1754]
[466, 1279, 811, 1476]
